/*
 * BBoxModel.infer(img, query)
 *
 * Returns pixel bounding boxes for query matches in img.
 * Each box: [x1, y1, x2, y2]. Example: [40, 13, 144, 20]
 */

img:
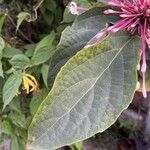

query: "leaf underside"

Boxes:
[27, 31, 140, 150]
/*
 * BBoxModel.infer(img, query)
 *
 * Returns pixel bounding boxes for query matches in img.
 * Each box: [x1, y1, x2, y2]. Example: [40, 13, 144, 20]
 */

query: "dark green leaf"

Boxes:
[0, 14, 6, 33]
[27, 31, 140, 150]
[43, 0, 57, 12]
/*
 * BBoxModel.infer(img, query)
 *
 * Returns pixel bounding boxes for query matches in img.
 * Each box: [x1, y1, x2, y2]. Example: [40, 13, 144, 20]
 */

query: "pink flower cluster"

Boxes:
[69, 0, 150, 98]
[104, 0, 150, 98]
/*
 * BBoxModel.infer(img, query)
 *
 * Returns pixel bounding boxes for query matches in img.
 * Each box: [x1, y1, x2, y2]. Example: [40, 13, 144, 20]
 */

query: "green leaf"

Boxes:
[0, 37, 5, 77]
[31, 31, 55, 66]
[0, 14, 6, 33]
[3, 72, 22, 109]
[43, 0, 57, 12]
[30, 89, 49, 116]
[0, 37, 5, 53]
[41, 64, 49, 88]
[0, 62, 3, 78]
[16, 12, 30, 31]
[48, 7, 119, 85]
[27, 31, 140, 150]
[9, 54, 30, 69]
[3, 47, 23, 58]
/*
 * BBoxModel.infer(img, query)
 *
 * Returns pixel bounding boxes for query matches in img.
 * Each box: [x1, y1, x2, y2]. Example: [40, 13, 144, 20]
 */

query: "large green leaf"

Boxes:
[27, 31, 140, 150]
[48, 7, 119, 84]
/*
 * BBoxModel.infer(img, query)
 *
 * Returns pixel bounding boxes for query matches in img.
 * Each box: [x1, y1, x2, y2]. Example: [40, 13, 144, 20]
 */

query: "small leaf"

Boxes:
[0, 14, 6, 33]
[0, 37, 5, 53]
[0, 62, 3, 77]
[43, 0, 57, 12]
[27, 31, 140, 150]
[16, 12, 30, 31]
[3, 47, 23, 58]
[0, 37, 5, 77]
[31, 31, 55, 66]
[9, 54, 30, 69]
[3, 72, 22, 109]
[41, 64, 49, 88]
